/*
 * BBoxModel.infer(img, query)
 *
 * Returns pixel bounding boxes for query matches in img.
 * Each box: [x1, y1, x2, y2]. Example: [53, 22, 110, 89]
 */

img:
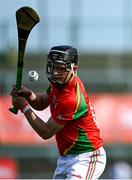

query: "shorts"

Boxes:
[53, 147, 106, 179]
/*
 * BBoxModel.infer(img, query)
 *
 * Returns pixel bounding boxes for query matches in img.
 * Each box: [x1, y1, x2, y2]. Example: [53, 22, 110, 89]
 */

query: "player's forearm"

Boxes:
[24, 108, 53, 139]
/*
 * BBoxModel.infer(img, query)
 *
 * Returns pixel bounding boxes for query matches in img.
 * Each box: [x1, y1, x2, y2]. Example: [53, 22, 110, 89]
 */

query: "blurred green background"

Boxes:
[0, 0, 132, 179]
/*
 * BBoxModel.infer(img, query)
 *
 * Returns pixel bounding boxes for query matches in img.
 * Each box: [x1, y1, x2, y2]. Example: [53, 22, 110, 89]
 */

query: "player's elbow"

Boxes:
[40, 132, 54, 140]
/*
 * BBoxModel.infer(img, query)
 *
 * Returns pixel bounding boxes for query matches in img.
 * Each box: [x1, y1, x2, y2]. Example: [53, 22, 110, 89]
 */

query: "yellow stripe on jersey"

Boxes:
[74, 82, 88, 120]
[63, 139, 77, 155]
[74, 82, 81, 113]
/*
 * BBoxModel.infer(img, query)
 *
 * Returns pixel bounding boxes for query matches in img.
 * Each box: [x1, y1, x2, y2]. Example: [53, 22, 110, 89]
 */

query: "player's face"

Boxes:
[48, 60, 72, 84]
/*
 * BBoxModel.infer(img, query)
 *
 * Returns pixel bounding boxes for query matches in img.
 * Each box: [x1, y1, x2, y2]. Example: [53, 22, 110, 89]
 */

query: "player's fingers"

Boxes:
[17, 88, 32, 98]
[12, 96, 19, 107]
[11, 86, 26, 97]
[10, 89, 18, 97]
[16, 90, 25, 97]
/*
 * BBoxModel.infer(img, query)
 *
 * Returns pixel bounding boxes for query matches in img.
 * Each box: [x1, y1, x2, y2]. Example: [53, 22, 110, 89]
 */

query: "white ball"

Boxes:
[28, 70, 39, 82]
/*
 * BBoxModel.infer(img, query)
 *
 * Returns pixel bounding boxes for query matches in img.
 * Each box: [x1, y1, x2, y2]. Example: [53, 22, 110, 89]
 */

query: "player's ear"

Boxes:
[73, 66, 78, 76]
[73, 66, 77, 71]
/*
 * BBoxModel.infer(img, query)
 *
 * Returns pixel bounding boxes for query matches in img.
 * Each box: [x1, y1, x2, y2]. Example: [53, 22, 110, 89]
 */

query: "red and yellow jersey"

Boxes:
[47, 76, 103, 155]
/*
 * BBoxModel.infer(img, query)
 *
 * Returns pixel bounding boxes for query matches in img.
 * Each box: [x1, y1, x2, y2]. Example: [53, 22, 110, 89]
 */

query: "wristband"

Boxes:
[21, 105, 30, 114]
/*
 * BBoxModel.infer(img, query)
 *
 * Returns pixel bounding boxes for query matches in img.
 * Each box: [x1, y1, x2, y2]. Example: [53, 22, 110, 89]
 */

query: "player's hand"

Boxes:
[10, 85, 30, 110]
[12, 95, 27, 111]
[11, 85, 32, 98]
[11, 86, 27, 110]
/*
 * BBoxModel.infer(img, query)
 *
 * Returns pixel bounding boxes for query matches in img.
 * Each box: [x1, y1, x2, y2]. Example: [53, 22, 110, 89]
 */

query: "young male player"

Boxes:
[11, 45, 106, 179]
